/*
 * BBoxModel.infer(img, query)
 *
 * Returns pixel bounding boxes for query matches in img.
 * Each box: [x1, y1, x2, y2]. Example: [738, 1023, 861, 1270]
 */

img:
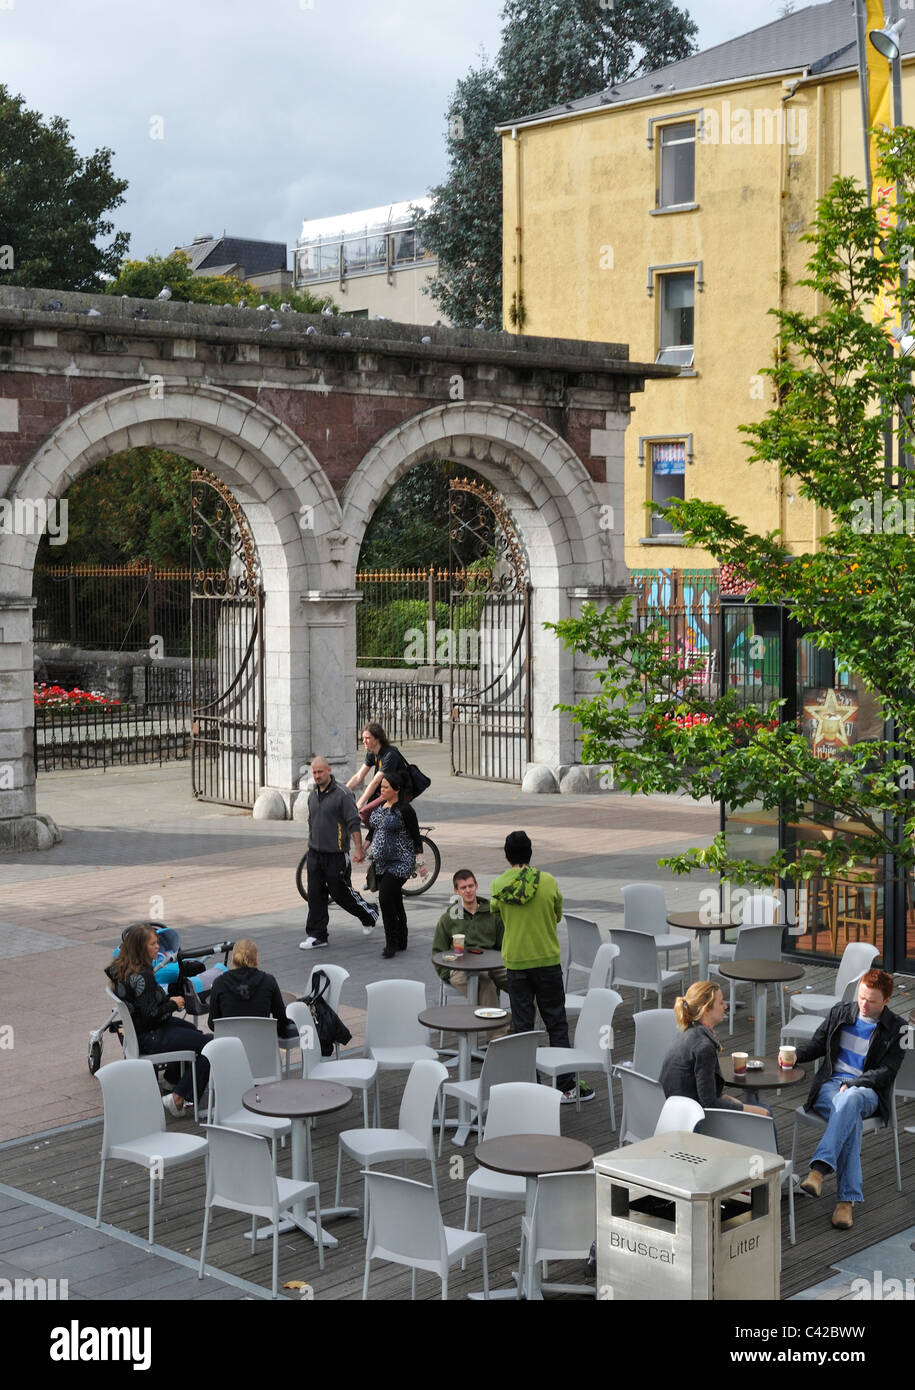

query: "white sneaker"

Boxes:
[162, 1094, 187, 1119]
[299, 937, 328, 950]
[362, 906, 380, 936]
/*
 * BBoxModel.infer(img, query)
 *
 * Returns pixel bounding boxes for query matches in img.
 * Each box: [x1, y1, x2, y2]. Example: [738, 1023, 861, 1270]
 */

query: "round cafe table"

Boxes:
[715, 960, 805, 1059]
[242, 1078, 353, 1248]
[418, 1004, 508, 1145]
[666, 910, 738, 980]
[718, 1056, 806, 1107]
[471, 1134, 594, 1300]
[432, 949, 505, 1009]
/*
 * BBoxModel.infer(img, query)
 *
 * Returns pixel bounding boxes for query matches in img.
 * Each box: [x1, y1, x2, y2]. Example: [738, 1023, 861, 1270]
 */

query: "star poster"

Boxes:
[801, 687, 860, 760]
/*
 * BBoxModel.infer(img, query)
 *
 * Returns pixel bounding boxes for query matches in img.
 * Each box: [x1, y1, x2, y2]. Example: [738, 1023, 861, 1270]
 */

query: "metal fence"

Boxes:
[34, 703, 191, 771]
[33, 565, 192, 656]
[356, 679, 444, 744]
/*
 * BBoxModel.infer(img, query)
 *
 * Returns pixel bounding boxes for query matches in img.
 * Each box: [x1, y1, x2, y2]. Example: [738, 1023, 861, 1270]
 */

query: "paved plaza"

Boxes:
[0, 747, 912, 1300]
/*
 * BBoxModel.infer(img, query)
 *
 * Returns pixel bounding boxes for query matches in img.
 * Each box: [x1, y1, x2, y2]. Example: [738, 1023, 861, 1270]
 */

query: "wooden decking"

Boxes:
[2, 971, 912, 1301]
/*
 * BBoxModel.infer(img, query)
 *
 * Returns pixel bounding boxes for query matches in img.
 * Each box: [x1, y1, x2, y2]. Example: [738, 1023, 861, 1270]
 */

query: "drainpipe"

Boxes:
[512, 128, 523, 332]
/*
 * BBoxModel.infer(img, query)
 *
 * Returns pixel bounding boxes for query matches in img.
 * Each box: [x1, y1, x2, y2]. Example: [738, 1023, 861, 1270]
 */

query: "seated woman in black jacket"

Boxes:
[659, 980, 770, 1117]
[105, 921, 210, 1119]
[207, 938, 296, 1036]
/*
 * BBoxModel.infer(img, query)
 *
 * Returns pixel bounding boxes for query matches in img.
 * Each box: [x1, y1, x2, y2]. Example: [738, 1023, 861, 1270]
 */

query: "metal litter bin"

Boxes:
[595, 1130, 784, 1300]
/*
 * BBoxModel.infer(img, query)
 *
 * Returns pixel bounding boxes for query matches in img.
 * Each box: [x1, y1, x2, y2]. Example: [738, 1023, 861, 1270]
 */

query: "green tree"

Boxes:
[108, 250, 335, 313]
[415, 0, 698, 328]
[36, 450, 196, 568]
[0, 84, 129, 291]
[551, 129, 915, 890]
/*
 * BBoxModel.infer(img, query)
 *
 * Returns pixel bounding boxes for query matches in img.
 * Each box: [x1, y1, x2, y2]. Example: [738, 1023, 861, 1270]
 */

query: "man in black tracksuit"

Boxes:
[299, 756, 379, 949]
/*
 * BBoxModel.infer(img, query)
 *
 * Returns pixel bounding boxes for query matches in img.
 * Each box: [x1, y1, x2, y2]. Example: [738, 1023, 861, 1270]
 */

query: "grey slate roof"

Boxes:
[178, 237, 287, 277]
[501, 0, 915, 128]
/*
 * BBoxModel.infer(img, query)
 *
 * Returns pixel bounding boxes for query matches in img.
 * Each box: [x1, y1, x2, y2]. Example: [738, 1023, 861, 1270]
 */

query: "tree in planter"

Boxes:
[415, 0, 698, 329]
[107, 250, 335, 313]
[551, 128, 915, 892]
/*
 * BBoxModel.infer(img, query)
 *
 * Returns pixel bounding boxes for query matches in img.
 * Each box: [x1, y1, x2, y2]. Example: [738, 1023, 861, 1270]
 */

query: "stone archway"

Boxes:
[2, 383, 340, 847]
[341, 401, 624, 767]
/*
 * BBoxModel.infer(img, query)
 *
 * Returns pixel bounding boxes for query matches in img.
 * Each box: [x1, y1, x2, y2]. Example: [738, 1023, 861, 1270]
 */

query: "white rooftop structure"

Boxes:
[298, 199, 431, 244]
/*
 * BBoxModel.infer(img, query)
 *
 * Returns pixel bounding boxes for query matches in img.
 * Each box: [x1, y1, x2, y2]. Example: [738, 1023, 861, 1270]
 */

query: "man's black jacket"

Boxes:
[794, 1000, 907, 1123]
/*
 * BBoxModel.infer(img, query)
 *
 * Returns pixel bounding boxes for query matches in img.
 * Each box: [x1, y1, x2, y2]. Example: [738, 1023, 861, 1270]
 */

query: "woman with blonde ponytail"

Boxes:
[659, 980, 770, 1116]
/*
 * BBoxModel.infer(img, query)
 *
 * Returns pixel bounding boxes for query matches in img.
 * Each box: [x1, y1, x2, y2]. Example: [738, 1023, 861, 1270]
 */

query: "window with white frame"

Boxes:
[650, 440, 686, 535]
[656, 271, 695, 367]
[658, 121, 695, 208]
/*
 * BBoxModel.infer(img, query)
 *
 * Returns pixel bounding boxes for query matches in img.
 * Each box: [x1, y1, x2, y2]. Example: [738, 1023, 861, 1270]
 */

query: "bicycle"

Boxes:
[295, 825, 442, 902]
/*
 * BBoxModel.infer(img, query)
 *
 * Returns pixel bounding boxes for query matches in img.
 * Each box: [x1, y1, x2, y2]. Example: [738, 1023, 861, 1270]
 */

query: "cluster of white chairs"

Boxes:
[95, 927, 915, 1299]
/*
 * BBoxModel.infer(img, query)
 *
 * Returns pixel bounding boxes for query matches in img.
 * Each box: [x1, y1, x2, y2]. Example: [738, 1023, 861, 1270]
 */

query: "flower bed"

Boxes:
[34, 683, 122, 711]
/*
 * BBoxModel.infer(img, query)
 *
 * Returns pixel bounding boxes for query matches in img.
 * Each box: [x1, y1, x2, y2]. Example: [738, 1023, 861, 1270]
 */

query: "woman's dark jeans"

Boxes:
[140, 1017, 210, 1105]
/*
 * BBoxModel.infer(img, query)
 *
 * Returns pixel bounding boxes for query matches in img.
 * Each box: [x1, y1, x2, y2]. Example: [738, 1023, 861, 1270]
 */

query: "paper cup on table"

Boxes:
[732, 1051, 748, 1076]
[453, 934, 465, 954]
[778, 1045, 797, 1070]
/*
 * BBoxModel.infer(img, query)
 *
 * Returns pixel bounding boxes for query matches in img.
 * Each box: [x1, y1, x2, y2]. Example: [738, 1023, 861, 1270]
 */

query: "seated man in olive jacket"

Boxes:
[795, 968, 907, 1231]
[432, 868, 507, 1010]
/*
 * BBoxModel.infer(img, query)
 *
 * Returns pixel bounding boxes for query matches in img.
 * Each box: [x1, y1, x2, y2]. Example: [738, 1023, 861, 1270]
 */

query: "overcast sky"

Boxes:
[4, 0, 810, 260]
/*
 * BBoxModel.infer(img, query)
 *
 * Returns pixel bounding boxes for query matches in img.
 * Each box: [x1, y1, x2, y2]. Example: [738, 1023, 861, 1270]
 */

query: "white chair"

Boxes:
[438, 1030, 539, 1156]
[304, 963, 350, 1059]
[615, 1067, 666, 1145]
[563, 914, 603, 991]
[709, 922, 787, 1036]
[198, 1125, 324, 1299]
[362, 1171, 489, 1300]
[708, 891, 782, 962]
[335, 1058, 448, 1235]
[780, 972, 864, 1053]
[536, 987, 622, 1125]
[607, 928, 685, 1011]
[790, 1079, 902, 1194]
[104, 986, 202, 1122]
[464, 1082, 561, 1235]
[202, 1037, 291, 1164]
[519, 1170, 596, 1300]
[364, 979, 441, 1076]
[95, 1059, 208, 1244]
[622, 883, 693, 976]
[565, 942, 619, 1020]
[702, 1107, 796, 1245]
[287, 1001, 378, 1127]
[654, 1095, 705, 1135]
[788, 942, 879, 1017]
[212, 1016, 281, 1084]
[630, 1008, 679, 1081]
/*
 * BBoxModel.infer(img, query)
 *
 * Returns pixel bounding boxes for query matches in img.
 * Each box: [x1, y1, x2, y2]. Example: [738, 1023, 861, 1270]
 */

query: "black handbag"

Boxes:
[301, 968, 352, 1056]
[404, 763, 431, 798]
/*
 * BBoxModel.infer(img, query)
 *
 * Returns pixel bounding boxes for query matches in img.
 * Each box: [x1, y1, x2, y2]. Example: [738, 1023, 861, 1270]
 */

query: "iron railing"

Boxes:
[356, 679, 444, 744]
[34, 703, 191, 771]
[33, 565, 192, 656]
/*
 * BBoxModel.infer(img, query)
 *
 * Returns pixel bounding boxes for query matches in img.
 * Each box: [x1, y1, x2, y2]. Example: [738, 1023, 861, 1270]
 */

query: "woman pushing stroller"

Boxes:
[105, 921, 210, 1118]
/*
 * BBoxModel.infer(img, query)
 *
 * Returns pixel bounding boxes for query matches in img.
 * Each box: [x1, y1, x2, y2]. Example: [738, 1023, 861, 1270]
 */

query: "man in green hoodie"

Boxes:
[490, 830, 590, 1102]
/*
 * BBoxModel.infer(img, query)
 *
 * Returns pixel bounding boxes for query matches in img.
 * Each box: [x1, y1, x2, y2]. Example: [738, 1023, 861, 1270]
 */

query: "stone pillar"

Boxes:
[0, 595, 60, 850]
[300, 590, 362, 780]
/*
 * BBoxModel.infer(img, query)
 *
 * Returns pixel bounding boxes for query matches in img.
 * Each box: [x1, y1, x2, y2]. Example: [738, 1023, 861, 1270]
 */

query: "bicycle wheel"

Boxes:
[295, 851, 309, 902]
[403, 834, 441, 897]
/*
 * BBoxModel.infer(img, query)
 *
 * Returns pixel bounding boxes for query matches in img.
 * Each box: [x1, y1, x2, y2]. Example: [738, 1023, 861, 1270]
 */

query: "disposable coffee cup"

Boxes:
[732, 1052, 748, 1076]
[778, 1045, 797, 1070]
[453, 934, 465, 954]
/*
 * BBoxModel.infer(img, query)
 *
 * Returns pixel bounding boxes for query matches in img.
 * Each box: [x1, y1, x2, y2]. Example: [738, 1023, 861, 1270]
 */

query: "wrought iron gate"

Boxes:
[449, 477, 532, 781]
[190, 469, 265, 807]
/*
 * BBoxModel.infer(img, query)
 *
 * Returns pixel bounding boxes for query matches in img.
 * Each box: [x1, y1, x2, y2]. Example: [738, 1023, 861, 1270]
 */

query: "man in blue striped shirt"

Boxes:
[796, 970, 906, 1230]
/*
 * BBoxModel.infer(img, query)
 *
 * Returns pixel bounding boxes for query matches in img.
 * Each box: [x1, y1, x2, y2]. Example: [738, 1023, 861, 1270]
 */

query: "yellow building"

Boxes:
[499, 0, 915, 576]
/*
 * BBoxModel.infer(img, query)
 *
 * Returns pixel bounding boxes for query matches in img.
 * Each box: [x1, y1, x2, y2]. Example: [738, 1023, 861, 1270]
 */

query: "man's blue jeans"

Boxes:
[810, 1078, 879, 1203]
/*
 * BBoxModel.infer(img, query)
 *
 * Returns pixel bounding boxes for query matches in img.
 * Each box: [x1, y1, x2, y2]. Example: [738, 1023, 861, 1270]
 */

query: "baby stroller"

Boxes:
[87, 925, 234, 1074]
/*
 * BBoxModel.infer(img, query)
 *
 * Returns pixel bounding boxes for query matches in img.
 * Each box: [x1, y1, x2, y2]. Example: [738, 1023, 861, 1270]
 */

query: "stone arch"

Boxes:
[341, 402, 623, 766]
[2, 383, 345, 845]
